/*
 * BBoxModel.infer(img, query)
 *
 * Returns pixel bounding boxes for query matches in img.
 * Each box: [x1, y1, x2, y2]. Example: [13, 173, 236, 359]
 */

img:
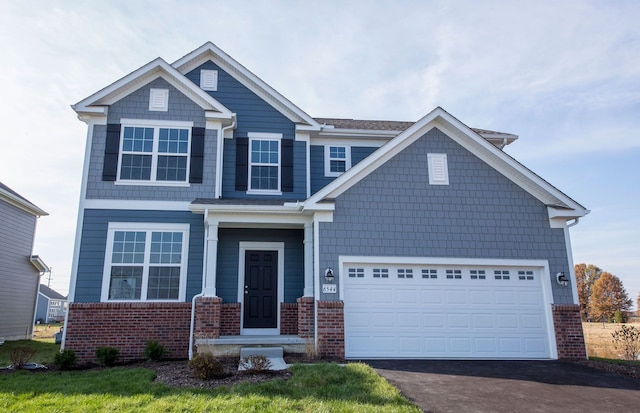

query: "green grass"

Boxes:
[0, 340, 60, 366]
[0, 362, 421, 412]
[589, 356, 640, 366]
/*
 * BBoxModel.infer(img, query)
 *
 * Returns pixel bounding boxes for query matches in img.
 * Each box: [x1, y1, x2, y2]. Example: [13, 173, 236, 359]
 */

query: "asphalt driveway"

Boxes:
[366, 360, 640, 413]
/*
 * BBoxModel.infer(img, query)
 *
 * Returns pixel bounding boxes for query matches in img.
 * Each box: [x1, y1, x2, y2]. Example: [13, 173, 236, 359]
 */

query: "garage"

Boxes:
[342, 258, 555, 359]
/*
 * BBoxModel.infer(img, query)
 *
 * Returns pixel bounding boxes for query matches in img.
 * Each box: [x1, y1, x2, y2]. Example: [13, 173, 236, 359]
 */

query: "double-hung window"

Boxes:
[118, 120, 192, 184]
[325, 145, 351, 177]
[102, 223, 189, 302]
[248, 132, 281, 193]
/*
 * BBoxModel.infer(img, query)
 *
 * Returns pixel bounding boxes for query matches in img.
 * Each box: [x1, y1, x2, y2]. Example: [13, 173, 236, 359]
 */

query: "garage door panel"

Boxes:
[344, 261, 552, 359]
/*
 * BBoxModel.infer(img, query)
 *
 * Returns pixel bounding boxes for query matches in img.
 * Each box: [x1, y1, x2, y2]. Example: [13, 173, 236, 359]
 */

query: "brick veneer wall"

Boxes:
[220, 302, 241, 336]
[317, 300, 344, 359]
[194, 296, 222, 340]
[297, 296, 314, 338]
[552, 304, 587, 359]
[65, 302, 191, 363]
[280, 302, 298, 335]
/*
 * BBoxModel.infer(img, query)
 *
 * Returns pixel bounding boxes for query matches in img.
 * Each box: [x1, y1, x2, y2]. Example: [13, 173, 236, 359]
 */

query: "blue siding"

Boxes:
[310, 145, 377, 194]
[186, 62, 307, 199]
[75, 210, 204, 302]
[216, 228, 304, 303]
[319, 128, 574, 304]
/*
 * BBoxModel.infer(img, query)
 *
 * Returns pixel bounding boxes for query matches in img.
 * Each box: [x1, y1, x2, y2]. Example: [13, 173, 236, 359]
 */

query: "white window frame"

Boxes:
[200, 69, 218, 91]
[149, 88, 169, 111]
[324, 145, 351, 177]
[247, 132, 282, 195]
[100, 222, 189, 302]
[427, 153, 449, 185]
[117, 119, 193, 187]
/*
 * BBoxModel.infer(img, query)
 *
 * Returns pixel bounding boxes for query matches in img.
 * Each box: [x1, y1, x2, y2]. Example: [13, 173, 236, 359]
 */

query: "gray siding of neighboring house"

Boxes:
[35, 293, 49, 323]
[85, 77, 218, 200]
[216, 228, 304, 304]
[74, 209, 204, 302]
[318, 127, 573, 304]
[0, 200, 40, 339]
[310, 145, 378, 194]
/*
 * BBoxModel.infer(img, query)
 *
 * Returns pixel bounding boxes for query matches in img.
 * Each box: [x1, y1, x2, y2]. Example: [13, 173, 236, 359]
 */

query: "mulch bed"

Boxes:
[568, 359, 640, 380]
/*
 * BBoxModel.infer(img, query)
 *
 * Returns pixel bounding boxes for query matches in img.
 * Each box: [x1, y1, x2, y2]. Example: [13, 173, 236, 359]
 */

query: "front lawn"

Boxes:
[0, 340, 59, 366]
[0, 362, 421, 412]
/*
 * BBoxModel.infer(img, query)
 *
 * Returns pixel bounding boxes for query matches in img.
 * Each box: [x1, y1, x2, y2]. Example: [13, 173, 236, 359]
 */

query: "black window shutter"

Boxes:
[103, 124, 121, 181]
[281, 139, 294, 192]
[189, 127, 205, 184]
[235, 137, 248, 191]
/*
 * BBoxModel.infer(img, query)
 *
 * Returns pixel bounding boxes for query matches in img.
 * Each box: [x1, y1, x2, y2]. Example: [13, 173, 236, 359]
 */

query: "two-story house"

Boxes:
[64, 42, 588, 362]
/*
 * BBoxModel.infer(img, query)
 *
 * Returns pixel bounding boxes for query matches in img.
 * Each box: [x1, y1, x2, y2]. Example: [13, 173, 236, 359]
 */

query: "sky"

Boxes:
[1, 0, 638, 306]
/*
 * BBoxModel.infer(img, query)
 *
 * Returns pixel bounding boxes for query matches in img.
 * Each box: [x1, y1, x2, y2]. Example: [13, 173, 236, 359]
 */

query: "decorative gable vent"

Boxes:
[149, 88, 169, 111]
[427, 153, 449, 185]
[200, 69, 218, 91]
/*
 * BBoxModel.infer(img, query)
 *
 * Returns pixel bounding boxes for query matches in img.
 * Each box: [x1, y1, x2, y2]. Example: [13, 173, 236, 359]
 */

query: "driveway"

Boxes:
[366, 360, 640, 413]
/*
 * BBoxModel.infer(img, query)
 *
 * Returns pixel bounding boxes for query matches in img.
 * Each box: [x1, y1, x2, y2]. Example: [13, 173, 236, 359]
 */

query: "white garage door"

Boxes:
[343, 260, 554, 359]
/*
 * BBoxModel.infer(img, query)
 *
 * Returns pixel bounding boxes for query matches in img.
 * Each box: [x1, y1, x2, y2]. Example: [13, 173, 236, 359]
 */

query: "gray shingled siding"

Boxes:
[0, 200, 39, 339]
[85, 77, 217, 200]
[310, 145, 378, 194]
[318, 127, 573, 304]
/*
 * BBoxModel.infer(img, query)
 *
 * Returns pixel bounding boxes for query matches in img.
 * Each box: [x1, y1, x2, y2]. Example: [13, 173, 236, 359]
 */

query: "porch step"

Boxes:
[239, 347, 288, 371]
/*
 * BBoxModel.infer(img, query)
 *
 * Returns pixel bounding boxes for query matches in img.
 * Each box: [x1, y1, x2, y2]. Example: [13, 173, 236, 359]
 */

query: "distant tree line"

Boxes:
[575, 263, 632, 322]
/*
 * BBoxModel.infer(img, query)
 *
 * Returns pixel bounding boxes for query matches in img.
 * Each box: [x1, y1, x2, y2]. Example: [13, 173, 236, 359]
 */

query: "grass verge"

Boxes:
[588, 356, 640, 366]
[0, 362, 421, 412]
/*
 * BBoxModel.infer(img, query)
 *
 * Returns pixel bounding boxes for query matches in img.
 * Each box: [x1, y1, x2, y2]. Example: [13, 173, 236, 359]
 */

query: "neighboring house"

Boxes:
[64, 42, 588, 362]
[35, 284, 68, 323]
[0, 182, 49, 341]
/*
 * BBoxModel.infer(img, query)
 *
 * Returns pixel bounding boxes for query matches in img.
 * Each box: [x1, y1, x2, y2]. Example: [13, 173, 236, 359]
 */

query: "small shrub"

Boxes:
[144, 340, 166, 361]
[239, 354, 273, 373]
[614, 310, 625, 324]
[188, 353, 225, 380]
[96, 346, 120, 366]
[611, 325, 640, 360]
[54, 349, 77, 370]
[305, 338, 317, 360]
[10, 346, 36, 368]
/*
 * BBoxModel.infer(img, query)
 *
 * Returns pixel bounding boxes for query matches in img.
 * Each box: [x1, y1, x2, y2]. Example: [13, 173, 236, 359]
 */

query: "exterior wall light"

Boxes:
[324, 267, 334, 283]
[556, 272, 569, 287]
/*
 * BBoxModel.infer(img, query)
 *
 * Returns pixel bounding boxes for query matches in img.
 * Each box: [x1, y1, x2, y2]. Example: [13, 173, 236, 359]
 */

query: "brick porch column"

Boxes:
[317, 300, 344, 359]
[297, 296, 314, 338]
[194, 296, 222, 340]
[552, 304, 587, 359]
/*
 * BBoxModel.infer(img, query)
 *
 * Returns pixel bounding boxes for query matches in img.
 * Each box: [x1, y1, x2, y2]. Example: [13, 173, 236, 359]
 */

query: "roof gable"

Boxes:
[305, 107, 588, 219]
[173, 42, 320, 127]
[39, 284, 66, 300]
[72, 58, 234, 120]
[0, 181, 48, 216]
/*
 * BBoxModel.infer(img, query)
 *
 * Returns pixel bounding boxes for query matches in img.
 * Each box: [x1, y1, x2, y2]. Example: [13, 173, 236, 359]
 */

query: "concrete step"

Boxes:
[239, 347, 287, 371]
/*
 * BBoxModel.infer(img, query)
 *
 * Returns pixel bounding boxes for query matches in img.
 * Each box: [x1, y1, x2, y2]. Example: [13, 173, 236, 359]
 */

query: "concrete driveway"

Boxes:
[366, 360, 640, 413]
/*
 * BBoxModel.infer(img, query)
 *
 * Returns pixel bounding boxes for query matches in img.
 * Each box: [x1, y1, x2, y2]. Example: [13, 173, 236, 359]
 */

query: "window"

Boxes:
[102, 223, 189, 302]
[494, 270, 510, 280]
[470, 269, 486, 280]
[373, 268, 389, 278]
[249, 133, 281, 193]
[118, 121, 192, 184]
[397, 268, 413, 279]
[422, 269, 437, 279]
[325, 145, 351, 177]
[446, 269, 462, 279]
[427, 153, 449, 185]
[149, 89, 169, 111]
[348, 268, 365, 278]
[200, 69, 218, 91]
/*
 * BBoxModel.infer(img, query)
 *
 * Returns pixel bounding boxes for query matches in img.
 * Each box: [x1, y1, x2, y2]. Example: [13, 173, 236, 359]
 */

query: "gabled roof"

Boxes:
[39, 284, 67, 300]
[173, 42, 320, 127]
[0, 181, 48, 216]
[305, 107, 588, 219]
[72, 57, 234, 120]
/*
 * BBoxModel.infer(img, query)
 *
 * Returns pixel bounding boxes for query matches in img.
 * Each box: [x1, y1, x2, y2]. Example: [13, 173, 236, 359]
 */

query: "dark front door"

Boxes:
[243, 250, 278, 329]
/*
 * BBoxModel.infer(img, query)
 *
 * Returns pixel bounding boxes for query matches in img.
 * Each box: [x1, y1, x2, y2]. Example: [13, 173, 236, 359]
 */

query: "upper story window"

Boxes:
[248, 132, 281, 194]
[117, 120, 192, 185]
[101, 223, 189, 302]
[324, 145, 351, 177]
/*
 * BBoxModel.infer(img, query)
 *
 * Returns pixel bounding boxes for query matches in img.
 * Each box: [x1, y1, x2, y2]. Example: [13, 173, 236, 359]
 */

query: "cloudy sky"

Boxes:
[1, 0, 638, 305]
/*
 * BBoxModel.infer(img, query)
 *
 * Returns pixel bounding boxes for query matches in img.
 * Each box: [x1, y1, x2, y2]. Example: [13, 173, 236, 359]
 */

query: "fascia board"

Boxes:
[72, 58, 233, 118]
[305, 107, 587, 218]
[173, 42, 320, 127]
[0, 189, 48, 217]
[189, 203, 304, 214]
[318, 128, 402, 138]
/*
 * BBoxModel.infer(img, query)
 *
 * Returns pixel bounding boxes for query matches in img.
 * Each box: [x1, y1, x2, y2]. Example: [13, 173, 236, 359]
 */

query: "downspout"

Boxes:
[567, 218, 580, 228]
[189, 208, 209, 360]
[217, 115, 236, 199]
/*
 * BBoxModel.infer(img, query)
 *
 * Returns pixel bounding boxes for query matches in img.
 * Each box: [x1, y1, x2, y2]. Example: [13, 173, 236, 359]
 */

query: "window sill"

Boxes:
[246, 190, 283, 196]
[114, 181, 191, 187]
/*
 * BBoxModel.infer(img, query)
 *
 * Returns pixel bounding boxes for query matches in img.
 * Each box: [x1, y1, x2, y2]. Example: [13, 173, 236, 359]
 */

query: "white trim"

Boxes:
[120, 118, 194, 128]
[427, 153, 449, 185]
[237, 242, 285, 335]
[0, 187, 48, 217]
[84, 200, 190, 211]
[324, 145, 351, 177]
[311, 136, 387, 147]
[100, 222, 190, 303]
[339, 256, 558, 359]
[149, 88, 169, 111]
[563, 224, 581, 305]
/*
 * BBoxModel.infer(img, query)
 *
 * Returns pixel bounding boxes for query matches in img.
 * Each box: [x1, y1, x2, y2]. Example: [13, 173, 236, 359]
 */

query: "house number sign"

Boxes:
[322, 284, 337, 294]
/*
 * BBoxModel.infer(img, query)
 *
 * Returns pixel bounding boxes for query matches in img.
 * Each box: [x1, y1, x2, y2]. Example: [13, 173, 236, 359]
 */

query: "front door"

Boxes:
[243, 250, 278, 329]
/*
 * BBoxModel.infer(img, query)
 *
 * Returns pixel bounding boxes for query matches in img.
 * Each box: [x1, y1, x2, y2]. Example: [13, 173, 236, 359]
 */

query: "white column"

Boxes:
[204, 221, 219, 297]
[303, 221, 314, 297]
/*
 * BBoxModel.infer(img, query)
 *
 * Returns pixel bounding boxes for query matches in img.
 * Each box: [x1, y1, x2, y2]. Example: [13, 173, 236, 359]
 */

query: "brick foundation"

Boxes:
[280, 302, 298, 335]
[317, 300, 344, 359]
[64, 302, 191, 363]
[297, 296, 314, 338]
[220, 302, 241, 336]
[552, 304, 587, 359]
